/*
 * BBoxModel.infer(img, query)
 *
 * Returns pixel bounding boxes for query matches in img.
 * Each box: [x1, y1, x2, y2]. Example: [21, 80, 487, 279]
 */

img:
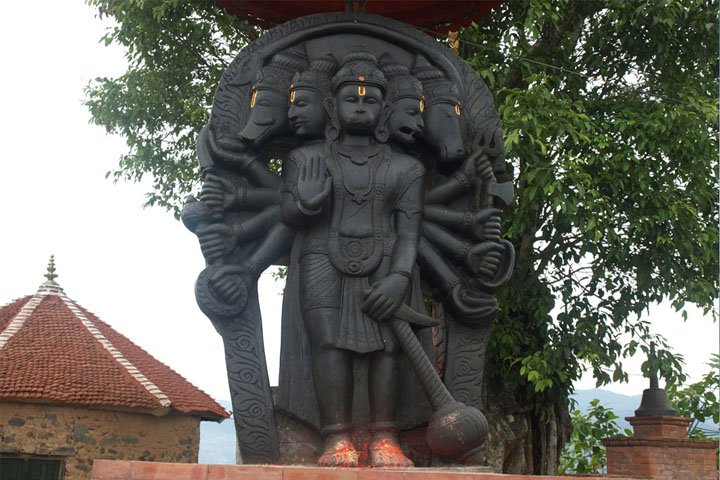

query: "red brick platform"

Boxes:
[603, 416, 717, 480]
[92, 460, 643, 480]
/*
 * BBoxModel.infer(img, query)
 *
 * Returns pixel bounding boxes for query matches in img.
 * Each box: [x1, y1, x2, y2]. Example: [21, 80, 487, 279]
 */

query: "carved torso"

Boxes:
[282, 141, 424, 278]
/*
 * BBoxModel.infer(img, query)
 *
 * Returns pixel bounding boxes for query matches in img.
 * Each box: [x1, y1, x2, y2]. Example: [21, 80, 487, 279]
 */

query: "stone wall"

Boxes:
[0, 401, 200, 480]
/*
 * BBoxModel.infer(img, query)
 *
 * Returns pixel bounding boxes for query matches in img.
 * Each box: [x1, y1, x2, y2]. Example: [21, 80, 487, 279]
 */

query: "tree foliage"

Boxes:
[558, 399, 631, 474]
[85, 0, 718, 471]
[669, 354, 720, 439]
[85, 0, 259, 212]
[457, 0, 717, 415]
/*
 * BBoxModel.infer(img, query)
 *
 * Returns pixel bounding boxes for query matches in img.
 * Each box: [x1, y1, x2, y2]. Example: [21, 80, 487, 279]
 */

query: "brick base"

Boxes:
[603, 416, 717, 480]
[92, 460, 643, 480]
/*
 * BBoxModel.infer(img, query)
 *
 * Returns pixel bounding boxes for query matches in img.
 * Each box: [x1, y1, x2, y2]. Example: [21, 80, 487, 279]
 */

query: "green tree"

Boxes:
[85, 0, 258, 212]
[458, 0, 717, 472]
[558, 399, 631, 474]
[85, 0, 718, 473]
[669, 354, 720, 439]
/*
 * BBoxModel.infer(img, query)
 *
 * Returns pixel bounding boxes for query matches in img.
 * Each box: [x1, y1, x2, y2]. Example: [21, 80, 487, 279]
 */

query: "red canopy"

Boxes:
[214, 1, 503, 31]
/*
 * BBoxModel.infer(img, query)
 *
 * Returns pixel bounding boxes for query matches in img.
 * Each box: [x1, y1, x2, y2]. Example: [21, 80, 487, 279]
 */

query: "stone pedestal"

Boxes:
[92, 460, 644, 479]
[603, 416, 717, 479]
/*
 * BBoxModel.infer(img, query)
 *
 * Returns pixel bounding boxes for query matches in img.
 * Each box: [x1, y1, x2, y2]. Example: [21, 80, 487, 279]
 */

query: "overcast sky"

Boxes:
[0, 1, 716, 404]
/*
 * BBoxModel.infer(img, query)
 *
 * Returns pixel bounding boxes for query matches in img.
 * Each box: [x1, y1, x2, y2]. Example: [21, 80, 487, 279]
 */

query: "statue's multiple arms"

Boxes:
[425, 149, 492, 204]
[423, 206, 502, 242]
[202, 173, 281, 211]
[196, 206, 280, 262]
[422, 222, 503, 277]
[205, 126, 281, 190]
[417, 238, 499, 326]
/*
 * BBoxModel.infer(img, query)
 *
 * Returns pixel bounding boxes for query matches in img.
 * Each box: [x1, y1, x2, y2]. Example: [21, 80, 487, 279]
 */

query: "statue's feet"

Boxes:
[369, 430, 414, 468]
[318, 433, 359, 467]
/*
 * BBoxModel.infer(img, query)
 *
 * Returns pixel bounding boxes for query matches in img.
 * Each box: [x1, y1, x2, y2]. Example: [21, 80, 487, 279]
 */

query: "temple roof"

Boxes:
[0, 257, 229, 422]
[214, 0, 503, 31]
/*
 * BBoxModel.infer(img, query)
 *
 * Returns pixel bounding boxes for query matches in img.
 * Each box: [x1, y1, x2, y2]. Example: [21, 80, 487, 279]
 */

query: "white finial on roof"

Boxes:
[44, 255, 58, 285]
[39, 255, 63, 294]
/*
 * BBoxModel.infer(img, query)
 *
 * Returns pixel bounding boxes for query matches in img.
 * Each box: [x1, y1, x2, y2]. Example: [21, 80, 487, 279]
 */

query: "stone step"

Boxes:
[92, 460, 645, 480]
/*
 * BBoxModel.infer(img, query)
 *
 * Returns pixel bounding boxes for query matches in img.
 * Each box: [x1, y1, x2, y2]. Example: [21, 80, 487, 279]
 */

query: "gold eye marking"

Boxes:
[358, 76, 365, 81]
[290, 87, 296, 103]
[358, 86, 366, 97]
[420, 97, 425, 113]
[250, 87, 257, 108]
[455, 102, 462, 116]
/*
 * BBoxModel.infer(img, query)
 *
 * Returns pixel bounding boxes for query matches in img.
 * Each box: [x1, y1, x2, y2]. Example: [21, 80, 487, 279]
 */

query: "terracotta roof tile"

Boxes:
[0, 284, 228, 421]
[0, 296, 30, 332]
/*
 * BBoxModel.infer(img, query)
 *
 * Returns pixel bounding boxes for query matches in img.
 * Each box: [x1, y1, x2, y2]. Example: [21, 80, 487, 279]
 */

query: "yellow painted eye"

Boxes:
[419, 97, 425, 113]
[290, 87, 296, 103]
[250, 88, 257, 108]
[358, 76, 365, 81]
[358, 86, 366, 97]
[455, 102, 462, 116]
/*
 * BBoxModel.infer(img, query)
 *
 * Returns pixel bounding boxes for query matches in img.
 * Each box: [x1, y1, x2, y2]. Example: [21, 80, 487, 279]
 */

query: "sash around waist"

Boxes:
[301, 234, 395, 256]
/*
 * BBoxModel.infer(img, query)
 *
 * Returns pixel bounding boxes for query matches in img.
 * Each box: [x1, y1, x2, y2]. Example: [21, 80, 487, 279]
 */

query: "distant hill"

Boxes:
[572, 389, 642, 430]
[572, 389, 719, 435]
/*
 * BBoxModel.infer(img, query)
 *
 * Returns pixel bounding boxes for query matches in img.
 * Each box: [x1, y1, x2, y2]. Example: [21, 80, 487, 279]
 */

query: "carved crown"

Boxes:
[379, 53, 423, 102]
[291, 54, 338, 96]
[330, 50, 388, 95]
[412, 54, 459, 105]
[254, 45, 308, 96]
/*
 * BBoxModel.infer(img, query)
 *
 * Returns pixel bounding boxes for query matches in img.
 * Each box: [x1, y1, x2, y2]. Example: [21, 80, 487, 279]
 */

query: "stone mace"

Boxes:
[371, 300, 489, 463]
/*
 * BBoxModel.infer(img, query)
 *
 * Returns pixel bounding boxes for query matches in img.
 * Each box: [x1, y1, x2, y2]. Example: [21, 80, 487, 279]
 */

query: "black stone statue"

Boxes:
[182, 12, 514, 468]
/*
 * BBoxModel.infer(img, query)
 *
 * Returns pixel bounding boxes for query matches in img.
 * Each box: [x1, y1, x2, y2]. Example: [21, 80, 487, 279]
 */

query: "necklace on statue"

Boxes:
[337, 143, 382, 165]
[335, 144, 385, 204]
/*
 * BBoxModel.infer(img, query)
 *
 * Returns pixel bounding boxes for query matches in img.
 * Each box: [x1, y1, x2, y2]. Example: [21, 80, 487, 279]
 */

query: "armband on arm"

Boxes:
[389, 269, 413, 281]
[453, 171, 471, 189]
[459, 211, 473, 233]
[296, 199, 322, 217]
